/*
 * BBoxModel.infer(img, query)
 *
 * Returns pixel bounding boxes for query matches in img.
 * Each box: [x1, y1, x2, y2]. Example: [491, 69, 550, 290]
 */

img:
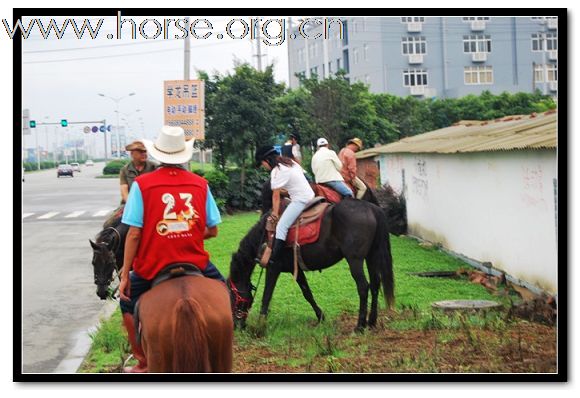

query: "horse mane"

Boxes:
[230, 214, 268, 280]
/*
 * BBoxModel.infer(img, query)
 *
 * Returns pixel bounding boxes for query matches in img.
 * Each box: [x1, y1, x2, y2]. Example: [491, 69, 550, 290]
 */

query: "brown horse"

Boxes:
[136, 275, 233, 372]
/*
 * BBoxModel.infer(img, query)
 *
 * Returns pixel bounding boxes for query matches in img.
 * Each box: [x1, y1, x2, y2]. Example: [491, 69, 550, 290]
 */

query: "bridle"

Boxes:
[227, 278, 257, 320]
[93, 227, 122, 286]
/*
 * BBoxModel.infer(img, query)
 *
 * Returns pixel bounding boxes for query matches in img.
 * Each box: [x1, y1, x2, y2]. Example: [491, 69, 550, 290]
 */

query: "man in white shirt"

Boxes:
[311, 138, 354, 198]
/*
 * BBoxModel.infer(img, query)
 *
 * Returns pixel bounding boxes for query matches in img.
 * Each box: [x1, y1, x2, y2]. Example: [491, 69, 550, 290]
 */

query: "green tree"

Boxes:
[205, 63, 283, 191]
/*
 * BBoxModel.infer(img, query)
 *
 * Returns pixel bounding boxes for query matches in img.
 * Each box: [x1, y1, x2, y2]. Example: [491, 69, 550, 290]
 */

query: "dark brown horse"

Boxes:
[228, 182, 395, 332]
[137, 275, 233, 372]
[90, 216, 128, 299]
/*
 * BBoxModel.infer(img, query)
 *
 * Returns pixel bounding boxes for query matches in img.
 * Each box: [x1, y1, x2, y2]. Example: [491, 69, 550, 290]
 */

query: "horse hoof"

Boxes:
[354, 325, 365, 334]
[317, 312, 325, 323]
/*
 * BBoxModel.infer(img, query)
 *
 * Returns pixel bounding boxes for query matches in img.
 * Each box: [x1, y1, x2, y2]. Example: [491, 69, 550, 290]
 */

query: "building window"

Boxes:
[531, 16, 558, 20]
[342, 49, 350, 73]
[298, 48, 304, 64]
[464, 66, 493, 85]
[353, 48, 359, 64]
[462, 17, 490, 21]
[336, 58, 341, 71]
[401, 17, 425, 23]
[402, 36, 427, 55]
[403, 68, 428, 87]
[535, 64, 558, 82]
[546, 33, 558, 50]
[342, 19, 349, 46]
[463, 34, 492, 53]
[532, 33, 557, 51]
[308, 43, 314, 58]
[363, 44, 369, 61]
[365, 74, 371, 84]
[328, 61, 332, 74]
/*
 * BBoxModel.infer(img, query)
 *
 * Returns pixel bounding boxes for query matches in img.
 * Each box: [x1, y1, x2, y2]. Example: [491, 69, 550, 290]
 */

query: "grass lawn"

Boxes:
[79, 211, 556, 373]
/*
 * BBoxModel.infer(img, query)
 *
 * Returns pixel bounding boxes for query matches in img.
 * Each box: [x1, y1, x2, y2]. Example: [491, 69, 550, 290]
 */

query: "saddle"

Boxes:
[311, 184, 343, 204]
[151, 263, 202, 288]
[259, 197, 332, 278]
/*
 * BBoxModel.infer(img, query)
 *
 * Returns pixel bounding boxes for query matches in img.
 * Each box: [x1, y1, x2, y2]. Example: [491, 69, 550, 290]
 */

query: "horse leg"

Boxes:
[346, 257, 369, 332]
[367, 266, 380, 328]
[295, 269, 324, 323]
[259, 265, 282, 318]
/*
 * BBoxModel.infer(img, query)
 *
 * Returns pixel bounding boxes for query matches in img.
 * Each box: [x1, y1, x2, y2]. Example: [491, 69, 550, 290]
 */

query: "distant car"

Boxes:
[85, 160, 94, 166]
[57, 164, 73, 178]
[70, 162, 81, 172]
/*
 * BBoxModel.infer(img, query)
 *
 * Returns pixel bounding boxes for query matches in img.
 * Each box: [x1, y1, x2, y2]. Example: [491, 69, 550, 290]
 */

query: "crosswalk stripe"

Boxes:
[37, 212, 59, 220]
[22, 213, 34, 219]
[92, 210, 111, 217]
[65, 211, 86, 218]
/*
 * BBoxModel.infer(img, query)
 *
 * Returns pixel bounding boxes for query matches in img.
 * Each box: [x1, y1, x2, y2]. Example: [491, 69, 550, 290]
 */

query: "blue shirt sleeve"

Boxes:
[122, 181, 144, 228]
[205, 187, 222, 228]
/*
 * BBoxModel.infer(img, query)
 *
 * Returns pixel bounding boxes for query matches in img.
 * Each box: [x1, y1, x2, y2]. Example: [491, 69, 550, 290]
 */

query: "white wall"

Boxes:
[379, 150, 558, 293]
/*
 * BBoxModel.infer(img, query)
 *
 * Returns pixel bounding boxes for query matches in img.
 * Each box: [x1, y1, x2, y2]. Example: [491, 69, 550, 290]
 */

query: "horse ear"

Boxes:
[89, 239, 99, 250]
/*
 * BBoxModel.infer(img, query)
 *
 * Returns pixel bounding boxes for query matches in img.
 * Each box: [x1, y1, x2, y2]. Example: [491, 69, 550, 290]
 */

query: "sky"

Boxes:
[20, 14, 290, 156]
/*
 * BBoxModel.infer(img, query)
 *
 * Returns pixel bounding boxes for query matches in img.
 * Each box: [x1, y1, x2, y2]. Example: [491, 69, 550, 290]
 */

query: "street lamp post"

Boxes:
[115, 109, 140, 150]
[98, 92, 136, 158]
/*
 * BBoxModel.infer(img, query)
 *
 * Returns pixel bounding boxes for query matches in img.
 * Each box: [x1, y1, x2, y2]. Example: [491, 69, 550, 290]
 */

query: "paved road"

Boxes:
[21, 163, 121, 373]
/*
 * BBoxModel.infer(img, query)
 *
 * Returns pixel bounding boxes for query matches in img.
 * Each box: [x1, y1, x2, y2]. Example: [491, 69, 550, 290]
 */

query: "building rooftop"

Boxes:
[356, 110, 558, 159]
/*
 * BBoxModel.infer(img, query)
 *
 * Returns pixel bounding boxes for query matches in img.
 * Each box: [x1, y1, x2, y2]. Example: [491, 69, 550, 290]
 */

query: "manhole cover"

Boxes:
[432, 300, 502, 311]
[409, 271, 459, 278]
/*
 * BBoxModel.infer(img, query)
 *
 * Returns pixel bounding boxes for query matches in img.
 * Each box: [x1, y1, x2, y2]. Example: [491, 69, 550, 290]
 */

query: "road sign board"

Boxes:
[107, 125, 112, 132]
[164, 80, 205, 141]
[83, 126, 91, 134]
[91, 126, 98, 133]
[99, 125, 106, 133]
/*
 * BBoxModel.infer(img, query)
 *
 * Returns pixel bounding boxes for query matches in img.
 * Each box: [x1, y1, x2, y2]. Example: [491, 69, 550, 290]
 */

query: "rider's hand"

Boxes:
[119, 276, 131, 302]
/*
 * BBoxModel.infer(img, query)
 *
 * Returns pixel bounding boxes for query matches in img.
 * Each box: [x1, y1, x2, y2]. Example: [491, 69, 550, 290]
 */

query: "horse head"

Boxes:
[90, 237, 118, 300]
[227, 252, 257, 329]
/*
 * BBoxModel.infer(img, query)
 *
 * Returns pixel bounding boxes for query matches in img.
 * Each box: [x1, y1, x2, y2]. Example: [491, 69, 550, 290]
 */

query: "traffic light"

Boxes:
[61, 119, 68, 127]
[29, 120, 36, 128]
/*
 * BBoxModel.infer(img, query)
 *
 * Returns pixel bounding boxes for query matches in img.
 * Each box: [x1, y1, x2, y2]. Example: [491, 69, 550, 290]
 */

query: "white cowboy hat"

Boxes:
[142, 126, 194, 165]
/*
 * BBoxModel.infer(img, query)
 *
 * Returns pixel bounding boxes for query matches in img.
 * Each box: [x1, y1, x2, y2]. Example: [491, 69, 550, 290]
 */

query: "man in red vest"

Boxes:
[118, 126, 225, 373]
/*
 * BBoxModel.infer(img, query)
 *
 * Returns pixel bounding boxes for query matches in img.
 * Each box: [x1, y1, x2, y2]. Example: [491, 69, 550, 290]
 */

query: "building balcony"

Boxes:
[408, 53, 424, 64]
[409, 85, 426, 96]
[471, 52, 487, 62]
[471, 20, 486, 31]
[549, 81, 558, 92]
[407, 22, 422, 33]
[547, 19, 558, 30]
[548, 50, 558, 61]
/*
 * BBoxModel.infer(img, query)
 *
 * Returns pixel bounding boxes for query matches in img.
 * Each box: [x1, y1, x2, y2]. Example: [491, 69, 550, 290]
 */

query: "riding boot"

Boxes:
[268, 238, 286, 266]
[122, 312, 148, 373]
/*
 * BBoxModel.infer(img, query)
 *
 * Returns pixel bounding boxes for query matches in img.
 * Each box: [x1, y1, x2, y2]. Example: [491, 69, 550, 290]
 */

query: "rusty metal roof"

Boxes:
[356, 110, 557, 159]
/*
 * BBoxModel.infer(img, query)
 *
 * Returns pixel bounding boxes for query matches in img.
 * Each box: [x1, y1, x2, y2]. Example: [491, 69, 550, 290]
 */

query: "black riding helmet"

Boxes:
[255, 145, 278, 167]
[289, 132, 300, 143]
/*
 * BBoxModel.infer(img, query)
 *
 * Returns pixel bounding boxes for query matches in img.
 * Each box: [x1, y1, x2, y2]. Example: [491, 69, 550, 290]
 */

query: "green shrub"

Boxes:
[103, 160, 129, 175]
[226, 168, 269, 211]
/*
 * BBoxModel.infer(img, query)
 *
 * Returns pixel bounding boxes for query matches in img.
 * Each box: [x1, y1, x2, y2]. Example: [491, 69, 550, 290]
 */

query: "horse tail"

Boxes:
[371, 205, 395, 310]
[172, 298, 211, 372]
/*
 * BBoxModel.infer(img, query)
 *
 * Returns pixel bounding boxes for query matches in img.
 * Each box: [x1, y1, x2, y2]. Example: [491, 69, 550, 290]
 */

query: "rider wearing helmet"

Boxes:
[255, 145, 314, 265]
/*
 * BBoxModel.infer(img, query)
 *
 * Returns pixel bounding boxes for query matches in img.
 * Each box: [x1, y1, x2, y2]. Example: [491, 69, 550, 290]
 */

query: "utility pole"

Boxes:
[184, 17, 191, 80]
[254, 17, 264, 72]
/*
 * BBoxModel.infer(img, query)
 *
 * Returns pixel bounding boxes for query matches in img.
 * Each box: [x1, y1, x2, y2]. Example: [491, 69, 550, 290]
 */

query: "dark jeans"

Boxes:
[119, 260, 226, 314]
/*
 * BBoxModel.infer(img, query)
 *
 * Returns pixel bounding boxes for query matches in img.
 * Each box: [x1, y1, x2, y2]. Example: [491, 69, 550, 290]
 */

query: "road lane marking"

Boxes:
[22, 213, 34, 219]
[37, 212, 59, 219]
[65, 211, 86, 218]
[92, 210, 111, 217]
